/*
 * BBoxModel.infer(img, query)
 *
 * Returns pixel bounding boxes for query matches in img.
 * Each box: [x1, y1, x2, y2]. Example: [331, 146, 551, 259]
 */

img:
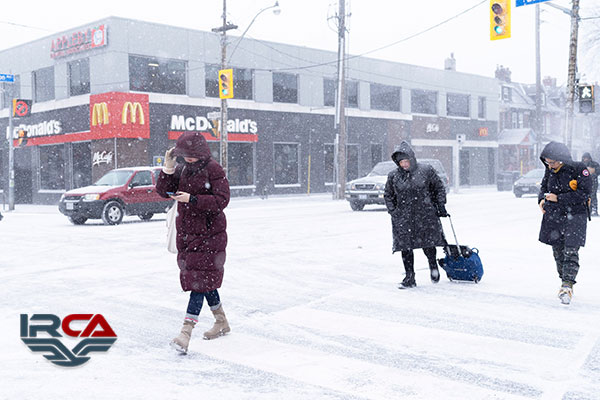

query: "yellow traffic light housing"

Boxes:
[490, 0, 511, 41]
[218, 69, 234, 99]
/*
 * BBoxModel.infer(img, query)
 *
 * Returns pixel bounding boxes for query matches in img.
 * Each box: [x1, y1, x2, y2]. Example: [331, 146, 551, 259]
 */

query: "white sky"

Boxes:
[1, 0, 600, 85]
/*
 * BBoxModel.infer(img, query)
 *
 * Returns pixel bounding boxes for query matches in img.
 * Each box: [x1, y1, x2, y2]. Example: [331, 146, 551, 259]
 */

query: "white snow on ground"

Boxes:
[1, 188, 600, 399]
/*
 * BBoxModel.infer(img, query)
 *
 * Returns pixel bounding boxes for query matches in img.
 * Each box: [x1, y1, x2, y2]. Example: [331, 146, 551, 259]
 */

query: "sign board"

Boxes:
[153, 156, 164, 166]
[0, 73, 15, 82]
[516, 0, 552, 7]
[207, 111, 221, 120]
[12, 99, 32, 117]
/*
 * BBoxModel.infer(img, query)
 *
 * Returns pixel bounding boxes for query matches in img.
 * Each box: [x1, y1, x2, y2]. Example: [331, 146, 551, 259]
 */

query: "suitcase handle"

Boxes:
[471, 247, 479, 254]
[447, 215, 460, 247]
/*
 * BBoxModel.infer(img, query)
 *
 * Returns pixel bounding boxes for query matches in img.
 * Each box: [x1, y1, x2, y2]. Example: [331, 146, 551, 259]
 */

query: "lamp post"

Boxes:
[228, 1, 280, 63]
[212, 1, 280, 177]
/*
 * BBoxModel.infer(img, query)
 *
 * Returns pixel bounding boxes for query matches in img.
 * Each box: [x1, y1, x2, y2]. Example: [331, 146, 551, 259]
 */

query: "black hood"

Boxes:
[391, 141, 417, 172]
[582, 152, 592, 161]
[540, 141, 572, 168]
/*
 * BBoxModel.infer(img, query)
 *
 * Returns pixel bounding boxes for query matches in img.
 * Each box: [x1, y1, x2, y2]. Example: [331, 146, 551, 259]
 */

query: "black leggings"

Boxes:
[401, 247, 437, 271]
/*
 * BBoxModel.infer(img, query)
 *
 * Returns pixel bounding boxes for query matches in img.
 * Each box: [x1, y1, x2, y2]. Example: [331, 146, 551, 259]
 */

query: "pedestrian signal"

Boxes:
[490, 0, 511, 41]
[17, 130, 28, 147]
[578, 85, 595, 113]
[218, 69, 234, 99]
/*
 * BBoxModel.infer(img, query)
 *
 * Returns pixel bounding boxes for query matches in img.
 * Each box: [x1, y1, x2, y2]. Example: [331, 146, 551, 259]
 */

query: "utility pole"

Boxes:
[335, 0, 347, 200]
[565, 0, 580, 151]
[535, 4, 543, 157]
[8, 100, 14, 210]
[212, 0, 237, 176]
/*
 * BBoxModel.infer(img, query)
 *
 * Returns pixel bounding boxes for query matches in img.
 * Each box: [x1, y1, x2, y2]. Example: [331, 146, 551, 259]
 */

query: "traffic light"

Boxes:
[490, 0, 511, 41]
[579, 84, 595, 113]
[17, 130, 28, 147]
[218, 69, 234, 99]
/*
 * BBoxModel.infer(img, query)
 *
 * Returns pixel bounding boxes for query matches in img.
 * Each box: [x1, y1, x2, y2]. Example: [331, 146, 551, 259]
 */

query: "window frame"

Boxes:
[411, 89, 437, 115]
[33, 66, 55, 103]
[68, 58, 90, 97]
[272, 72, 298, 104]
[446, 93, 470, 118]
[273, 142, 301, 187]
[370, 83, 401, 112]
[128, 54, 187, 95]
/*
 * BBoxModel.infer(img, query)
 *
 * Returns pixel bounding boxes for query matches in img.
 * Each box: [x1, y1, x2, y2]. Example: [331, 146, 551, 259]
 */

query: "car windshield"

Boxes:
[368, 161, 397, 176]
[524, 169, 545, 179]
[94, 170, 134, 186]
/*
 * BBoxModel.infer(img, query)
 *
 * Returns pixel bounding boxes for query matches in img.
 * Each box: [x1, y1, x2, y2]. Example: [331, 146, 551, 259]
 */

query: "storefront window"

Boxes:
[274, 143, 299, 185]
[346, 81, 358, 108]
[208, 142, 220, 161]
[323, 143, 359, 183]
[33, 67, 55, 103]
[69, 58, 90, 96]
[39, 144, 65, 190]
[129, 55, 186, 95]
[411, 89, 437, 115]
[228, 143, 254, 186]
[205, 65, 253, 100]
[370, 83, 400, 111]
[1, 75, 20, 109]
[371, 143, 383, 168]
[478, 96, 486, 119]
[447, 93, 470, 117]
[273, 73, 298, 103]
[324, 78, 336, 107]
[347, 144, 359, 181]
[72, 142, 92, 188]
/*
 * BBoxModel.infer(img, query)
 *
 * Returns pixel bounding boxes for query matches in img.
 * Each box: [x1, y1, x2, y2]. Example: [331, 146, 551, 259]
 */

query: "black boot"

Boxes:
[428, 259, 440, 283]
[399, 267, 416, 289]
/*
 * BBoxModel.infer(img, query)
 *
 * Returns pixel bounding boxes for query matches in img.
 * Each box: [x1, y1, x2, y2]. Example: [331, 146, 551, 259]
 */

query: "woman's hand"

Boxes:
[545, 193, 558, 202]
[539, 199, 546, 214]
[171, 192, 190, 203]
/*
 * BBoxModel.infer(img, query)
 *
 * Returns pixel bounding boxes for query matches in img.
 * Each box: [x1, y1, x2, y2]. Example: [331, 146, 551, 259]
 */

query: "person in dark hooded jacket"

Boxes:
[581, 152, 599, 216]
[538, 141, 592, 305]
[384, 141, 448, 289]
[156, 132, 231, 353]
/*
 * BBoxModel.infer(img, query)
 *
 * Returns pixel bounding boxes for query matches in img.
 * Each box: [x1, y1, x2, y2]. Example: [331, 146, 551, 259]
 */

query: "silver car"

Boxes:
[345, 159, 450, 211]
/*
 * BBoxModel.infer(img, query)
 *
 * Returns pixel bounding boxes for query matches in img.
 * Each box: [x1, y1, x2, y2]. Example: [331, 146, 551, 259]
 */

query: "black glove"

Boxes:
[436, 204, 449, 218]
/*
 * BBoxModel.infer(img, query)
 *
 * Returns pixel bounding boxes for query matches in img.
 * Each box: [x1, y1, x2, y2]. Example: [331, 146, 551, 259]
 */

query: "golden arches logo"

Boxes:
[92, 102, 109, 126]
[122, 102, 145, 125]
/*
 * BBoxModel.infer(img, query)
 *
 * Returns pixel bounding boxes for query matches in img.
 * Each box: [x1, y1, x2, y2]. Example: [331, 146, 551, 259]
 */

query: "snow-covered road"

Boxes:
[1, 188, 599, 399]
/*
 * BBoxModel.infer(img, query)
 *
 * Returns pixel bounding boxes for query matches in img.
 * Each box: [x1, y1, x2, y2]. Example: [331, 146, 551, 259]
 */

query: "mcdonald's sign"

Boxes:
[90, 92, 150, 139]
[92, 102, 109, 126]
[122, 102, 144, 125]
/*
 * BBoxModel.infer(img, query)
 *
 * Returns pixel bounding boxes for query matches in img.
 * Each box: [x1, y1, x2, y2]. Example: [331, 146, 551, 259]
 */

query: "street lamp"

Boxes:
[228, 1, 281, 63]
[211, 1, 280, 177]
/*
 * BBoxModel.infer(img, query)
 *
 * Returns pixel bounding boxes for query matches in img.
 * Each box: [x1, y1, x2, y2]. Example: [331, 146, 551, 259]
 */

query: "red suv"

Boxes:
[58, 167, 173, 225]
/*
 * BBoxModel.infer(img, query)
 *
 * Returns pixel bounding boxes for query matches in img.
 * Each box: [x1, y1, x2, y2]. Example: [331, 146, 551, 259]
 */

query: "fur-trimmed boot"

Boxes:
[171, 320, 195, 354]
[203, 305, 231, 340]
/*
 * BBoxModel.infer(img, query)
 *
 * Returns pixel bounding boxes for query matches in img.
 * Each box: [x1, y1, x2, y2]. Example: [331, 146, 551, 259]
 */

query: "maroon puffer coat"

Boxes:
[156, 132, 230, 292]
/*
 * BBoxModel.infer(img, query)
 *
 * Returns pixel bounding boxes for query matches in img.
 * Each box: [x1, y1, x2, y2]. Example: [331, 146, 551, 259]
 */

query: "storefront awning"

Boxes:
[498, 128, 536, 146]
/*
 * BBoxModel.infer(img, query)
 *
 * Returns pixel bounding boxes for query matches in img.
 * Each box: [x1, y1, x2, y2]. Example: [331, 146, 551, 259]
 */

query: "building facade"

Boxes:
[0, 17, 500, 204]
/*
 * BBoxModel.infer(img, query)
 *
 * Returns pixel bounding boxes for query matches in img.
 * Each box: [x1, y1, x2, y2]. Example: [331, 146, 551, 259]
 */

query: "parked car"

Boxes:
[58, 167, 173, 225]
[345, 159, 450, 211]
[513, 168, 545, 198]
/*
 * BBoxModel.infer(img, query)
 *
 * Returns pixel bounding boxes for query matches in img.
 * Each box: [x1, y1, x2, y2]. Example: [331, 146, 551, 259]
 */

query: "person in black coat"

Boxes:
[538, 141, 592, 305]
[384, 141, 448, 289]
[581, 152, 599, 216]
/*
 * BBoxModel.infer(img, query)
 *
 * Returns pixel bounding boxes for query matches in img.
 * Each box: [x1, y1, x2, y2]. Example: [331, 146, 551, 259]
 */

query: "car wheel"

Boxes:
[139, 213, 154, 221]
[514, 192, 522, 198]
[102, 201, 124, 225]
[68, 216, 87, 225]
[349, 201, 365, 211]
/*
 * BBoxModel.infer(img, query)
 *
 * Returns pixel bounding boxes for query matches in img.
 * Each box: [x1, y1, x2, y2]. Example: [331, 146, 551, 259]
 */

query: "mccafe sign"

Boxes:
[51, 24, 108, 59]
[170, 115, 258, 134]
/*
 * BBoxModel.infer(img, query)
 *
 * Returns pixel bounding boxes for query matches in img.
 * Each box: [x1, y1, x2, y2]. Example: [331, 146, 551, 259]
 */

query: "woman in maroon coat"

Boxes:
[156, 132, 230, 353]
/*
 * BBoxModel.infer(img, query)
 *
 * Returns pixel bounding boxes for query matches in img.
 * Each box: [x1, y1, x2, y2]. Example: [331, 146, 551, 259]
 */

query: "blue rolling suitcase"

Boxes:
[438, 216, 484, 283]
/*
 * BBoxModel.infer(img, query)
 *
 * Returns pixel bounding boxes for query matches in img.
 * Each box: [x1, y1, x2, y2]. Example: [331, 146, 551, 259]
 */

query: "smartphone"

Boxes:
[166, 191, 176, 196]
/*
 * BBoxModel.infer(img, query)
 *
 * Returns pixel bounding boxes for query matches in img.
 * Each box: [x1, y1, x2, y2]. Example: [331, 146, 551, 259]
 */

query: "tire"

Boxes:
[139, 213, 154, 221]
[68, 216, 87, 225]
[514, 192, 522, 198]
[349, 201, 365, 211]
[101, 201, 124, 225]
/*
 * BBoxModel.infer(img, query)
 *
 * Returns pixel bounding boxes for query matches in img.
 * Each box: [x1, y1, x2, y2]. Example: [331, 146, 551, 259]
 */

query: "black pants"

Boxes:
[401, 247, 437, 273]
[552, 244, 580, 285]
[186, 289, 221, 317]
